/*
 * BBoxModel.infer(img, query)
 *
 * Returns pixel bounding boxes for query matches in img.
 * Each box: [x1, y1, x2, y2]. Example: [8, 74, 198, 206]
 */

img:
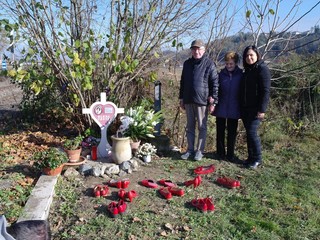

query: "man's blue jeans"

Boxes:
[241, 110, 262, 163]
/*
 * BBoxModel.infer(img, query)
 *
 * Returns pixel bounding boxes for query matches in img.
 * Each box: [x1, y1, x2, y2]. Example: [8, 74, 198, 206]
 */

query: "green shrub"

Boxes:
[33, 147, 68, 170]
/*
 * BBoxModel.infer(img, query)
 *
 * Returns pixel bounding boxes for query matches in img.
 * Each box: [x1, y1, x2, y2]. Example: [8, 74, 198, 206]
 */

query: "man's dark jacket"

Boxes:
[240, 59, 271, 113]
[179, 56, 219, 106]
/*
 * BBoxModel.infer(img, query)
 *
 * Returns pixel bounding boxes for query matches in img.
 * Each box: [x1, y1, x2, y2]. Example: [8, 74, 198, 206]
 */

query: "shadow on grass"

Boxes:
[3, 164, 39, 180]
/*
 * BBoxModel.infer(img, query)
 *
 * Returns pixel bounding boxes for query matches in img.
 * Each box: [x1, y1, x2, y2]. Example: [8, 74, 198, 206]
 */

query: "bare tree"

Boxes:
[0, 0, 319, 127]
[0, 0, 235, 126]
[244, 0, 320, 59]
[244, 0, 320, 122]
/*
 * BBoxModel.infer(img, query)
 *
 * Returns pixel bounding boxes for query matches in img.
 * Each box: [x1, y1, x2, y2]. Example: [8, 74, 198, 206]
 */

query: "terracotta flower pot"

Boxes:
[130, 140, 141, 153]
[111, 135, 132, 164]
[65, 147, 82, 162]
[42, 164, 64, 176]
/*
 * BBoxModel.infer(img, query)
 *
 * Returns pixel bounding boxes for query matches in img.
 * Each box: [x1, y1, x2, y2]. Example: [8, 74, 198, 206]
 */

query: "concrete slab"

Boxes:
[17, 174, 59, 222]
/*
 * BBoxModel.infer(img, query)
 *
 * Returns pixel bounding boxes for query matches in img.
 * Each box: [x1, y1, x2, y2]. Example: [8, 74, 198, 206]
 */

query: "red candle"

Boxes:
[91, 146, 97, 160]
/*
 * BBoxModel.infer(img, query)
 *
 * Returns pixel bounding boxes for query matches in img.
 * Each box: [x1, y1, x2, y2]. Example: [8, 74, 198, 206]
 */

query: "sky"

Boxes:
[289, 0, 320, 31]
[1, 0, 320, 59]
[250, 0, 320, 32]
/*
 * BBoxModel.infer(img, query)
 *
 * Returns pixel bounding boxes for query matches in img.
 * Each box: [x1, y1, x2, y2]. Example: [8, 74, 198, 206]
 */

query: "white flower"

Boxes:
[117, 105, 162, 140]
[137, 143, 157, 157]
[118, 116, 134, 135]
[145, 111, 153, 121]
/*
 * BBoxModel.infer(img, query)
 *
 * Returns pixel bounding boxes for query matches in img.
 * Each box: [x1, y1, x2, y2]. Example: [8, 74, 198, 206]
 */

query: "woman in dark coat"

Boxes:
[240, 45, 271, 169]
[213, 51, 242, 162]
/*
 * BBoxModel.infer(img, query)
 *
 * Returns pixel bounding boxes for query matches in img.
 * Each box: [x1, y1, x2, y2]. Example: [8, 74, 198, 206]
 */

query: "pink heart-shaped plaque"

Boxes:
[90, 102, 116, 127]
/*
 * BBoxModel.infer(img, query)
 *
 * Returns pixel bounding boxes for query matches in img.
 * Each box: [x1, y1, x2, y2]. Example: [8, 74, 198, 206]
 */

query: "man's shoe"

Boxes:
[194, 151, 203, 161]
[242, 158, 252, 167]
[216, 152, 226, 160]
[248, 161, 261, 169]
[181, 151, 192, 160]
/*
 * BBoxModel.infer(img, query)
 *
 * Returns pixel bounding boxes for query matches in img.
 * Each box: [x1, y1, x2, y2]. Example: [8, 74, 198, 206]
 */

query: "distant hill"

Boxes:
[162, 27, 320, 66]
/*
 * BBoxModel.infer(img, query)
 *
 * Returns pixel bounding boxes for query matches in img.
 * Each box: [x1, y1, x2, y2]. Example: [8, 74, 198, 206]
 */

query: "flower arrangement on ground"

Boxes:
[117, 106, 162, 142]
[137, 143, 157, 158]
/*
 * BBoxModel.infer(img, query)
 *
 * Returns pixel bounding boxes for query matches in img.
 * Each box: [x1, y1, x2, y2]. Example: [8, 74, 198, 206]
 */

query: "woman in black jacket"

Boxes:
[240, 46, 271, 169]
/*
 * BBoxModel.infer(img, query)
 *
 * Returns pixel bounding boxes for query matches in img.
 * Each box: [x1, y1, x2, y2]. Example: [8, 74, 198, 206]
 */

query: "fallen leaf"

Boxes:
[26, 177, 34, 184]
[17, 179, 29, 186]
[160, 231, 167, 236]
[182, 225, 192, 231]
[132, 217, 141, 222]
[164, 223, 173, 231]
[128, 235, 137, 240]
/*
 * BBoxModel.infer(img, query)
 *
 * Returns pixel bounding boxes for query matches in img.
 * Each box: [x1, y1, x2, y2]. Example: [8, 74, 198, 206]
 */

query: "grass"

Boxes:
[0, 142, 34, 222]
[48, 124, 320, 240]
[1, 107, 319, 239]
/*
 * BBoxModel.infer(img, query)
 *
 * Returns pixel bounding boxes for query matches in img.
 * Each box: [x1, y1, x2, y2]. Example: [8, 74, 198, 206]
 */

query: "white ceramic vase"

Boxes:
[111, 135, 132, 164]
[142, 155, 151, 163]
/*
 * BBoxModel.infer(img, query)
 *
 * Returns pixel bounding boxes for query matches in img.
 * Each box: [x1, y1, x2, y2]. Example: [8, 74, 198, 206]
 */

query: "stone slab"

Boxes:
[17, 174, 58, 222]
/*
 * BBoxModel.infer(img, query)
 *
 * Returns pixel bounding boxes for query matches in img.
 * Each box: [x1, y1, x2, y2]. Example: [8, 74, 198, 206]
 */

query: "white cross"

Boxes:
[82, 92, 124, 158]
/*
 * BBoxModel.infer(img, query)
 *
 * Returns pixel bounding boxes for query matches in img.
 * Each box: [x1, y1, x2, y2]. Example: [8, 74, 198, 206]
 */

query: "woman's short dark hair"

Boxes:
[242, 45, 261, 68]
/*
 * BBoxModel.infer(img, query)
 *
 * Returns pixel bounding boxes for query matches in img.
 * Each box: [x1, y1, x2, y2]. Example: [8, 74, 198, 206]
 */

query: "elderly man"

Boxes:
[179, 39, 219, 160]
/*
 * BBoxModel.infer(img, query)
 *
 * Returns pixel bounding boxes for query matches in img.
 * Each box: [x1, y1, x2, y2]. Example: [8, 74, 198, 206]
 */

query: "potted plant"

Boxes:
[63, 135, 83, 162]
[110, 105, 162, 163]
[137, 143, 157, 163]
[117, 106, 162, 151]
[33, 147, 68, 176]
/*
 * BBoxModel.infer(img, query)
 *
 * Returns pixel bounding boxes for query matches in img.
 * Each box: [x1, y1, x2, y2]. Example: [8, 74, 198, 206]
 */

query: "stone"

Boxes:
[119, 170, 127, 177]
[92, 165, 104, 177]
[77, 155, 141, 177]
[101, 165, 107, 175]
[119, 161, 131, 173]
[105, 164, 120, 175]
[101, 174, 110, 180]
[129, 159, 139, 172]
[79, 164, 93, 176]
[63, 168, 80, 178]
